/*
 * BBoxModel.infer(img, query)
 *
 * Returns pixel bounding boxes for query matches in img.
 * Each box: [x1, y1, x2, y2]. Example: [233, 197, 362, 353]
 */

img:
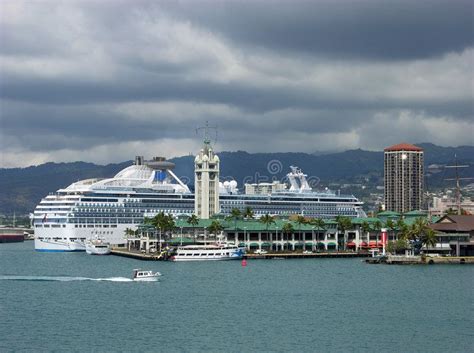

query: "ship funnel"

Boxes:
[145, 157, 175, 170]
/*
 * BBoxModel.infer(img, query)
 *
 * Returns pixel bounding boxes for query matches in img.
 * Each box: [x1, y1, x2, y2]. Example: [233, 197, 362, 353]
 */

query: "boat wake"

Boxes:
[0, 275, 134, 282]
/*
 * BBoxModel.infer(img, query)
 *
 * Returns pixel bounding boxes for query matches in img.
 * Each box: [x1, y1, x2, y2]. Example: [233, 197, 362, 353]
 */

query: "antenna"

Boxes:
[444, 154, 472, 215]
[195, 121, 218, 147]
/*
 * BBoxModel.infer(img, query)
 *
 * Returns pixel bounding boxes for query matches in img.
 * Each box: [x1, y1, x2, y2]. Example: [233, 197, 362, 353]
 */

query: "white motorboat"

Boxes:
[132, 269, 161, 281]
[85, 238, 111, 255]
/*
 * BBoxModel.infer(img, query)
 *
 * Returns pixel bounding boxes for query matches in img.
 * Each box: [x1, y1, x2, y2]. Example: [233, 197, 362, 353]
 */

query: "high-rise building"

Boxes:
[384, 143, 424, 213]
[194, 139, 220, 219]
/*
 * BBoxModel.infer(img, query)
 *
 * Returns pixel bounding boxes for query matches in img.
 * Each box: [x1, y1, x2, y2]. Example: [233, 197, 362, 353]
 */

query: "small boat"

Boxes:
[85, 238, 111, 255]
[132, 269, 161, 281]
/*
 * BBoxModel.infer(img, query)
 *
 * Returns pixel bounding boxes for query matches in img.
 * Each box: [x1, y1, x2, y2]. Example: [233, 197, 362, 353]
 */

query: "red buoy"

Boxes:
[241, 259, 247, 267]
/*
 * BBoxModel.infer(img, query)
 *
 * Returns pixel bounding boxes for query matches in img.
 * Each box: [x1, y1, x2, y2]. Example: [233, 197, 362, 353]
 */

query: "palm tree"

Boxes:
[228, 208, 242, 231]
[186, 214, 199, 240]
[411, 218, 437, 254]
[422, 227, 438, 249]
[295, 215, 307, 249]
[152, 212, 175, 249]
[396, 218, 407, 240]
[385, 219, 396, 241]
[372, 220, 383, 246]
[311, 218, 326, 249]
[124, 227, 135, 237]
[243, 207, 254, 220]
[361, 221, 371, 245]
[282, 222, 294, 251]
[143, 217, 153, 226]
[208, 220, 224, 237]
[260, 214, 275, 249]
[335, 216, 352, 251]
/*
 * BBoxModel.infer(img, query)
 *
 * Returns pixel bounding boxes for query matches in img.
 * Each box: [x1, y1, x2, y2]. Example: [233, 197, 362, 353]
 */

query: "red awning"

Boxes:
[347, 242, 356, 247]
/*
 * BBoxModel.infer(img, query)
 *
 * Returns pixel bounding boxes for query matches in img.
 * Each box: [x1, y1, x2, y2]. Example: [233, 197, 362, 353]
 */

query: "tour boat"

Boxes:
[132, 269, 161, 281]
[169, 241, 245, 262]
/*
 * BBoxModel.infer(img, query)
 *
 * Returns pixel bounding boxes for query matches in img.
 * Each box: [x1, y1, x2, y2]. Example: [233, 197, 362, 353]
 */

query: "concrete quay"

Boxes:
[245, 252, 370, 259]
[366, 255, 474, 265]
[111, 248, 164, 261]
[110, 248, 371, 261]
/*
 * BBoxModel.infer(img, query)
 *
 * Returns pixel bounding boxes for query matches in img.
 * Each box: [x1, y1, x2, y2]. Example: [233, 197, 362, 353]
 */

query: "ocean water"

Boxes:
[0, 242, 472, 353]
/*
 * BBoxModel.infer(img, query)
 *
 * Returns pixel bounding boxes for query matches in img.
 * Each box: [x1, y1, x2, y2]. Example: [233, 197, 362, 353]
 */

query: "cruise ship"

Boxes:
[32, 157, 365, 251]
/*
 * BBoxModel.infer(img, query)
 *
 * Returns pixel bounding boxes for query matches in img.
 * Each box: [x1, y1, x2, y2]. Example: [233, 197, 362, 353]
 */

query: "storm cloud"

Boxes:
[0, 0, 473, 167]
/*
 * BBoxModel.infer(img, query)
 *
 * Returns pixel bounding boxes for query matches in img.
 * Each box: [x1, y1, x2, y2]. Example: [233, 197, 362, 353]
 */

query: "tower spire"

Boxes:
[195, 121, 218, 148]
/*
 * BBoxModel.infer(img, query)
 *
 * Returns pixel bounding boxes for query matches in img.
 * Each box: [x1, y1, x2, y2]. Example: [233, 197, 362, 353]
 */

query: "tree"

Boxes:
[282, 222, 294, 251]
[208, 220, 224, 237]
[186, 214, 199, 239]
[386, 239, 408, 254]
[400, 218, 438, 255]
[260, 214, 275, 249]
[143, 217, 154, 226]
[151, 212, 176, 249]
[310, 218, 326, 247]
[125, 228, 136, 237]
[335, 216, 352, 251]
[228, 208, 242, 231]
[371, 220, 383, 245]
[385, 219, 396, 241]
[295, 215, 307, 248]
[243, 207, 254, 220]
[361, 221, 371, 244]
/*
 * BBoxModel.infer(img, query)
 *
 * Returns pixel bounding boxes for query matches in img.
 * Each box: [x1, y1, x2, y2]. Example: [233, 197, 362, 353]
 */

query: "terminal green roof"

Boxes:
[175, 218, 329, 232]
[404, 210, 427, 217]
[351, 217, 381, 225]
[377, 211, 401, 217]
[146, 214, 440, 234]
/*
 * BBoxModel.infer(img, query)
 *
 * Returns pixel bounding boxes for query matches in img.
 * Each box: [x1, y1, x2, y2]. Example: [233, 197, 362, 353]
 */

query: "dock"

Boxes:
[111, 248, 371, 261]
[366, 255, 474, 265]
[245, 252, 370, 259]
[111, 249, 164, 261]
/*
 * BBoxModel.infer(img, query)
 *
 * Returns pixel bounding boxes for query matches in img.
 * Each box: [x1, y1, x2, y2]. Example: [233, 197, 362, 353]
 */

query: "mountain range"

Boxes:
[1, 143, 473, 215]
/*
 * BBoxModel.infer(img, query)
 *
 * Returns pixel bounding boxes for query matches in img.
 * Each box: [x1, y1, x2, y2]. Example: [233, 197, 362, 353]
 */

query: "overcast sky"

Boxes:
[1, 0, 473, 167]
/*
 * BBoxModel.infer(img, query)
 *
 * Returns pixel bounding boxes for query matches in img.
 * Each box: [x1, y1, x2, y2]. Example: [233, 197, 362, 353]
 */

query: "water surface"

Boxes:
[1, 242, 472, 352]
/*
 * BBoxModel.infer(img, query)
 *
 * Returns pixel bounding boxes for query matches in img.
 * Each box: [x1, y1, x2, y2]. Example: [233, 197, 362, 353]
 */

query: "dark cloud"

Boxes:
[166, 0, 473, 60]
[0, 0, 472, 167]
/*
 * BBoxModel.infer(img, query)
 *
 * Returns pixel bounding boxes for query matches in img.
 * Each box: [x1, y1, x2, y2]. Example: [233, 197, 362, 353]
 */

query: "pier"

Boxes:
[245, 252, 369, 259]
[111, 248, 164, 261]
[365, 255, 474, 265]
[111, 248, 371, 261]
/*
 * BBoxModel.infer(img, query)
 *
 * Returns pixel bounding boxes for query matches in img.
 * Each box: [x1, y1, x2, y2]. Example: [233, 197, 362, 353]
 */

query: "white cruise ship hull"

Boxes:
[33, 223, 128, 252]
[35, 237, 86, 252]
